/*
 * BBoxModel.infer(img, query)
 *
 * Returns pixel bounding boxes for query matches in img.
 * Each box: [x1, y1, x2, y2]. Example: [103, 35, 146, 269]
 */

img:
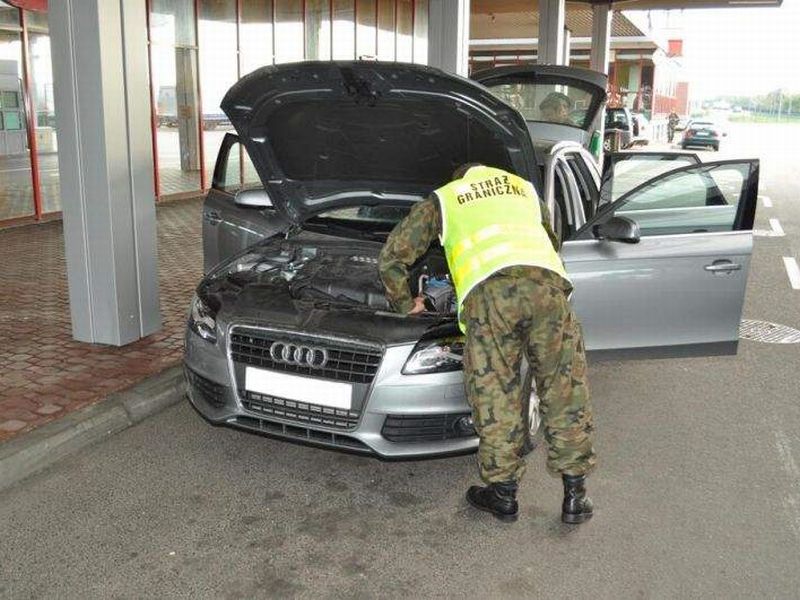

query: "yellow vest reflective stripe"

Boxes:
[435, 165, 570, 332]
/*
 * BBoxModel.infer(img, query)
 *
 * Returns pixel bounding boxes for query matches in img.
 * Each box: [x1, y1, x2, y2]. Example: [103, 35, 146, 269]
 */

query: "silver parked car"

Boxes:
[185, 62, 759, 458]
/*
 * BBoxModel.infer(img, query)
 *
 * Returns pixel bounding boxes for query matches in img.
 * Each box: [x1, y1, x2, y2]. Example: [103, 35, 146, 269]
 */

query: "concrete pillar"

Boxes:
[590, 3, 612, 74]
[590, 3, 613, 160]
[538, 0, 565, 65]
[49, 0, 161, 345]
[428, 0, 470, 76]
[562, 28, 572, 66]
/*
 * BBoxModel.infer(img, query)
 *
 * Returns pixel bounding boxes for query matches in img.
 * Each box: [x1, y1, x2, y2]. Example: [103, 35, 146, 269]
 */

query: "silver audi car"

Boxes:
[184, 62, 759, 458]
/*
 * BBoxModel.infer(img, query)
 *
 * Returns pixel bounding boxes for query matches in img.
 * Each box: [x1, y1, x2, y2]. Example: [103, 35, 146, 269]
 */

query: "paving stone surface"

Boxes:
[0, 197, 204, 443]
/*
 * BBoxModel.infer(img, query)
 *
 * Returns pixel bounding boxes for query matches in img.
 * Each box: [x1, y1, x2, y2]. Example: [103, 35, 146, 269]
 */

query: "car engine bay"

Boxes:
[218, 241, 457, 315]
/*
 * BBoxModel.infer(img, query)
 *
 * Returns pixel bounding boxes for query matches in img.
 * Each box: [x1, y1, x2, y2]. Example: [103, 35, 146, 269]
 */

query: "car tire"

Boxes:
[521, 389, 543, 457]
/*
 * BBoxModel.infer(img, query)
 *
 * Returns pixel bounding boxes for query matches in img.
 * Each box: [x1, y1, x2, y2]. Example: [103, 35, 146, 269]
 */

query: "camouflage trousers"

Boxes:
[462, 266, 596, 484]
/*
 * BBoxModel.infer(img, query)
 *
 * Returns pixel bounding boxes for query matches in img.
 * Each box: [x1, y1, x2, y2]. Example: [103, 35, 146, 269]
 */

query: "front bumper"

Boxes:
[184, 327, 478, 458]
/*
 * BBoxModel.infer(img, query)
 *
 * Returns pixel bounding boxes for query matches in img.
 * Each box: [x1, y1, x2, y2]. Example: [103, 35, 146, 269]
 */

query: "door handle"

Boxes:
[203, 210, 222, 225]
[704, 260, 741, 273]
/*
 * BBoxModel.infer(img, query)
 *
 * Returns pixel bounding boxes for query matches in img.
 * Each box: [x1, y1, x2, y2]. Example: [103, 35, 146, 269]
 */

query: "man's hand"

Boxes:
[408, 296, 427, 315]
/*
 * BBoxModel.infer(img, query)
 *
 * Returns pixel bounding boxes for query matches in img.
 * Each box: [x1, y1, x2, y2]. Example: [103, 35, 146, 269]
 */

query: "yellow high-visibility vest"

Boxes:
[435, 165, 570, 333]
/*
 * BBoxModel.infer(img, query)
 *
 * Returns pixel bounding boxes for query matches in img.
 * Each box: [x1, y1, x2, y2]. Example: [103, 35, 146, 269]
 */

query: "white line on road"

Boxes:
[773, 428, 800, 541]
[784, 257, 800, 290]
[755, 219, 786, 237]
[761, 195, 773, 208]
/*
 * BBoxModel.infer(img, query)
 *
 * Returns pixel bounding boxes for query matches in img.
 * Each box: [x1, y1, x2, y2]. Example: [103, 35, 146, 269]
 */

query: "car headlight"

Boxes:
[402, 336, 464, 375]
[188, 294, 218, 343]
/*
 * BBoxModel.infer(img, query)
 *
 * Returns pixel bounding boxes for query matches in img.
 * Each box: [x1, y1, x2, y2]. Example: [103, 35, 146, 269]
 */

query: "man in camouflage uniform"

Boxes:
[379, 164, 596, 523]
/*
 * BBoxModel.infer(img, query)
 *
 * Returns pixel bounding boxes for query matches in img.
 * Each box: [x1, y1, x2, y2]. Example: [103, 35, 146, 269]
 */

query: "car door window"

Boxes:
[566, 155, 598, 222]
[220, 142, 260, 192]
[601, 153, 702, 207]
[601, 162, 751, 237]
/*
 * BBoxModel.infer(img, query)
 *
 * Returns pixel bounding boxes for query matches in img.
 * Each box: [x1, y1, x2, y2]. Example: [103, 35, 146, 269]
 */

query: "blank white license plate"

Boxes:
[245, 367, 352, 410]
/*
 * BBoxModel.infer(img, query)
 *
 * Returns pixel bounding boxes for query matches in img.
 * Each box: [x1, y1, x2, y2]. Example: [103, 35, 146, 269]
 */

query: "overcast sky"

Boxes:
[629, 3, 799, 99]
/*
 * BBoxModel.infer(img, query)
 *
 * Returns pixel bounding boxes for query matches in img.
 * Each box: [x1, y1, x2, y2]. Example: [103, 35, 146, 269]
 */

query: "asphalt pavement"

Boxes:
[2, 119, 799, 599]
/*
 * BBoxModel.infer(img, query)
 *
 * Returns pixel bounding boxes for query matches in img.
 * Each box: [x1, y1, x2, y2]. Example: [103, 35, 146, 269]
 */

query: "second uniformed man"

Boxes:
[379, 163, 596, 523]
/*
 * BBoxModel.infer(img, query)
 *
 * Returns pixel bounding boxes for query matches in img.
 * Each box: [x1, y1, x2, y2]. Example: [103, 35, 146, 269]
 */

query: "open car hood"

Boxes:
[221, 61, 540, 224]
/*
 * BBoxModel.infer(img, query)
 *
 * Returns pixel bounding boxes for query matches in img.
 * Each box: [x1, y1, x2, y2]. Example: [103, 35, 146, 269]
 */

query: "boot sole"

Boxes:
[466, 495, 518, 522]
[562, 512, 593, 524]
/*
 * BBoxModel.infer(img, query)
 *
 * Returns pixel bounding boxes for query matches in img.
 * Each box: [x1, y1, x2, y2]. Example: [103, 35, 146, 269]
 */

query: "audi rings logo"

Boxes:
[269, 342, 329, 369]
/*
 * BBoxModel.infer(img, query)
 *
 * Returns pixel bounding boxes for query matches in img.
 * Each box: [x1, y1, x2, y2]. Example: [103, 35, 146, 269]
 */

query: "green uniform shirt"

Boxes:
[378, 195, 565, 314]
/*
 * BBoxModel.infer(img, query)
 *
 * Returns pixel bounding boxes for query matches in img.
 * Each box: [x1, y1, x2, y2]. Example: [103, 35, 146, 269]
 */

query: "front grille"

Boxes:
[241, 391, 359, 430]
[185, 367, 227, 408]
[230, 329, 382, 384]
[382, 413, 474, 443]
[232, 415, 371, 453]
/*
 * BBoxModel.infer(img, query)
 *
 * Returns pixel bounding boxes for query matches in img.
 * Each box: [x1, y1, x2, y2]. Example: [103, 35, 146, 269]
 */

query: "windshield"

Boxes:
[486, 80, 600, 129]
[605, 109, 629, 129]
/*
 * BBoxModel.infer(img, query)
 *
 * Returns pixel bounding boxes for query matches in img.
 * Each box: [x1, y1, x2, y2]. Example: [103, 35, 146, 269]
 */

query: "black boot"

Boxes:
[562, 474, 593, 524]
[466, 482, 518, 522]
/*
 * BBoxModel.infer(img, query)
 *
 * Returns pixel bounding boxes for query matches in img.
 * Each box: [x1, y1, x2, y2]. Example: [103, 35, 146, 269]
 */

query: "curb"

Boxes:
[0, 365, 186, 493]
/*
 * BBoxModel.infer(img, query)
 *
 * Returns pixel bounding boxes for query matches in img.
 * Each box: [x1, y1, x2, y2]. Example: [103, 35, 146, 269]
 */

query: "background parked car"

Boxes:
[604, 107, 650, 150]
[682, 120, 726, 151]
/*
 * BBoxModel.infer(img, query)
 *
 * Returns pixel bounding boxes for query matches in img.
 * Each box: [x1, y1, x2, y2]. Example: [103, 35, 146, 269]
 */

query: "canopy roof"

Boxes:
[472, 0, 782, 12]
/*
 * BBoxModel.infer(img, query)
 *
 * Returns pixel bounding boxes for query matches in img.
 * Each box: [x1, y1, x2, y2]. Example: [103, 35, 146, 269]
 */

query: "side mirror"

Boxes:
[593, 215, 640, 244]
[234, 188, 272, 209]
[723, 132, 728, 137]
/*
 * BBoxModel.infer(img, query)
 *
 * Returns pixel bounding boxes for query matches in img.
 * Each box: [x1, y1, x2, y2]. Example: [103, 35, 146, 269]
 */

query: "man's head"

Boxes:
[539, 92, 573, 124]
[452, 162, 484, 181]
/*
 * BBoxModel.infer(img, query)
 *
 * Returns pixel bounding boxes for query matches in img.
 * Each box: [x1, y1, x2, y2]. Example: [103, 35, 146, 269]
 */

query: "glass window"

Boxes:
[240, 0, 273, 76]
[199, 0, 238, 187]
[376, 0, 394, 61]
[332, 0, 355, 60]
[604, 155, 700, 205]
[488, 81, 597, 128]
[275, 0, 304, 63]
[220, 141, 260, 192]
[396, 0, 413, 62]
[614, 163, 749, 236]
[24, 10, 48, 30]
[150, 0, 196, 47]
[2, 89, 18, 107]
[305, 0, 331, 61]
[150, 0, 202, 196]
[355, 0, 376, 59]
[413, 0, 428, 64]
[3, 110, 20, 129]
[0, 2, 19, 28]
[0, 27, 34, 220]
[27, 21, 61, 214]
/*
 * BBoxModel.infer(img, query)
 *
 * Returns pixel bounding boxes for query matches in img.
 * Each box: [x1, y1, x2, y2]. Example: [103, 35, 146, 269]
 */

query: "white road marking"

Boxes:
[784, 257, 800, 290]
[754, 219, 786, 237]
[773, 428, 800, 541]
[760, 195, 773, 208]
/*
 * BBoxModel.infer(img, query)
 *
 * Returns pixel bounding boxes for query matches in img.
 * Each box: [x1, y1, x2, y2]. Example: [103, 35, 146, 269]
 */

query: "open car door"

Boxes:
[472, 65, 608, 150]
[561, 158, 759, 359]
[202, 133, 287, 272]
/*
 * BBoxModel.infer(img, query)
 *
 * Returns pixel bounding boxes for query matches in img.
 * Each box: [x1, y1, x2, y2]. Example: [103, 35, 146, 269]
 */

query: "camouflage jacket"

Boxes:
[378, 194, 562, 313]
